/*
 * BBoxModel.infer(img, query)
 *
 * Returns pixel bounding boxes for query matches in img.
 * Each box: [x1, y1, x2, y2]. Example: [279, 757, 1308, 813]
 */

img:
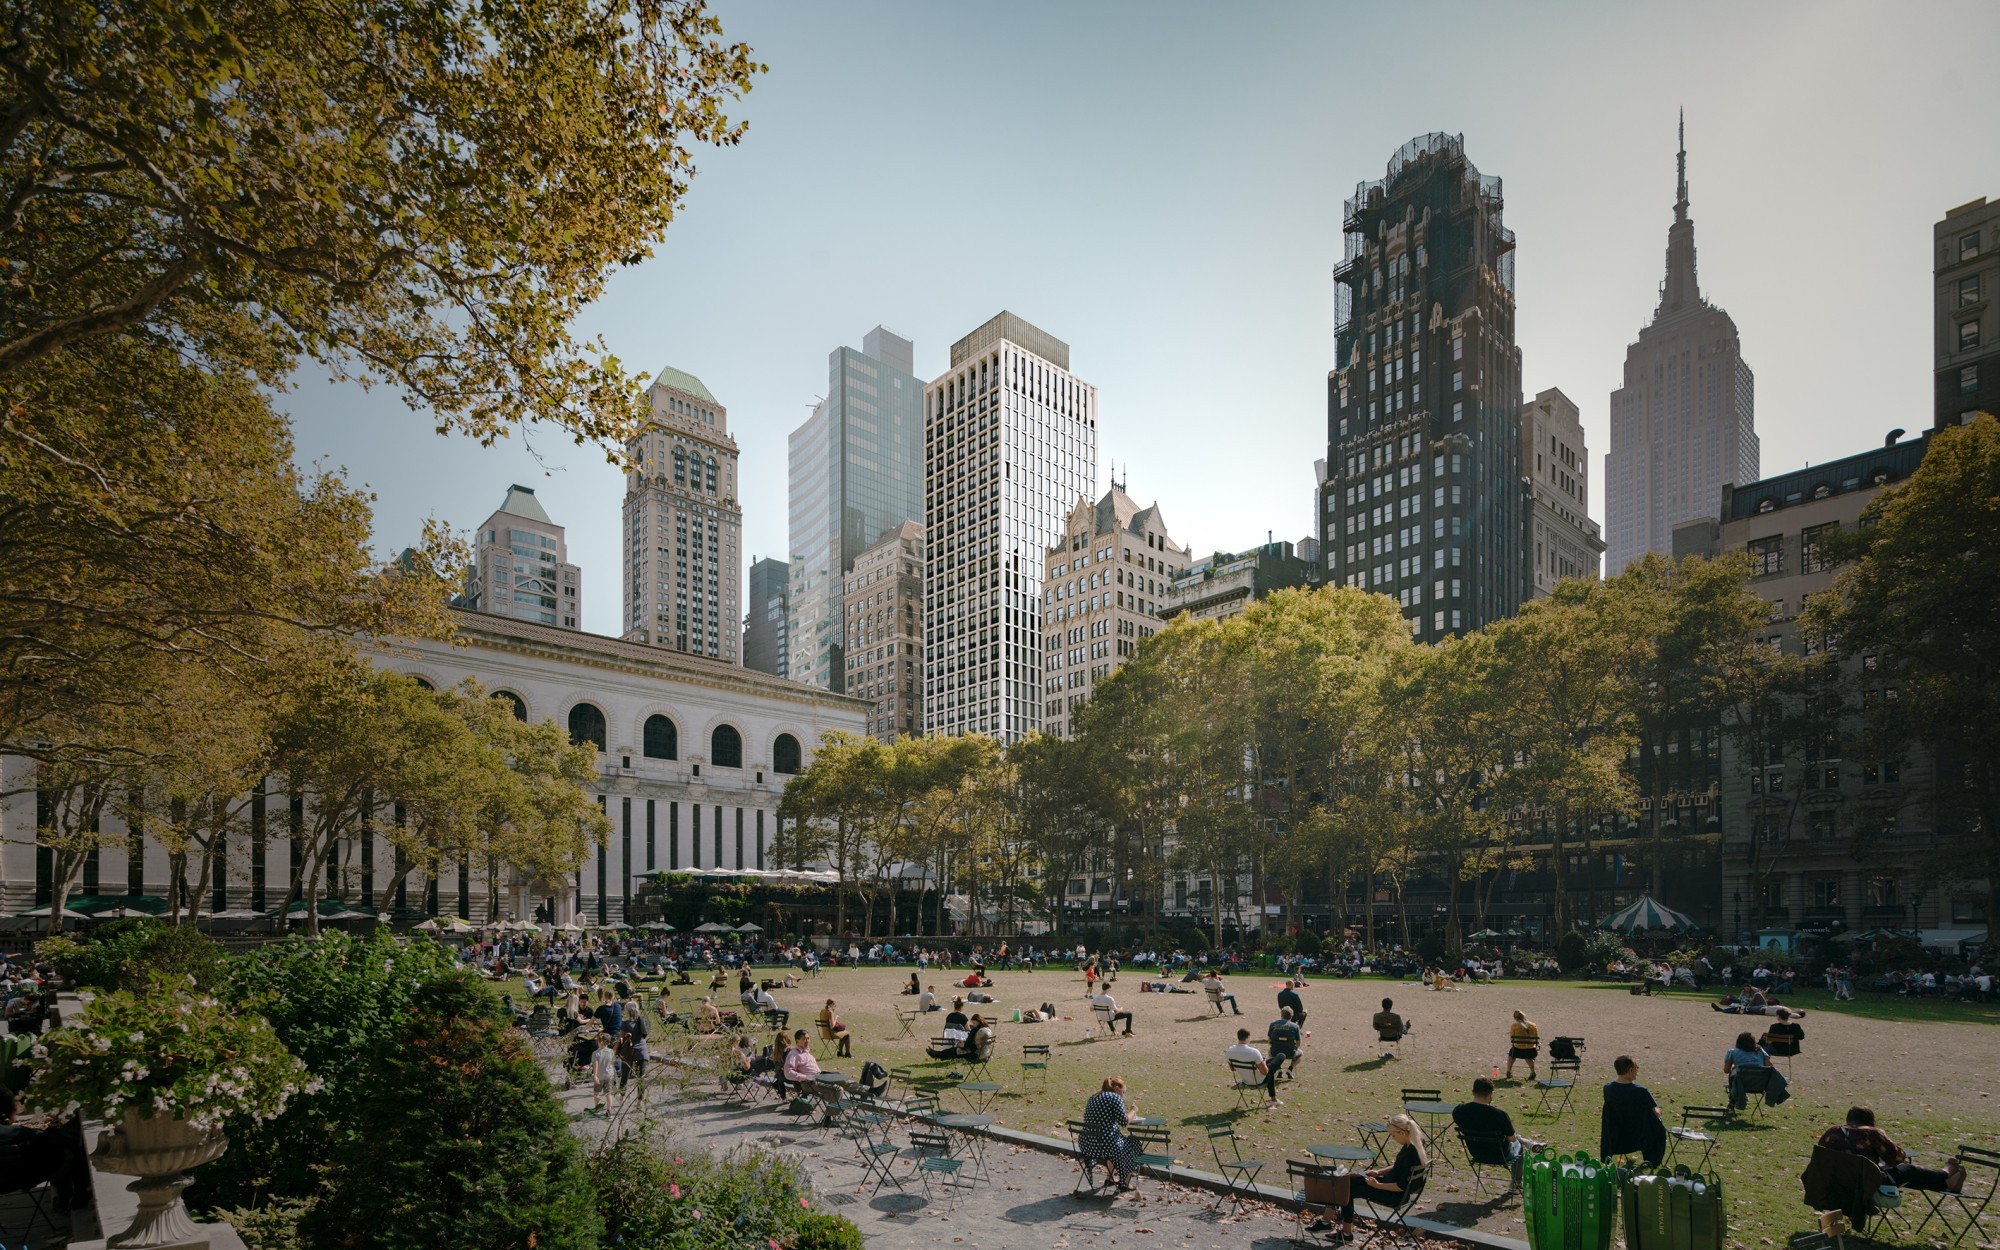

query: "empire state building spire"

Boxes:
[1658, 109, 1702, 316]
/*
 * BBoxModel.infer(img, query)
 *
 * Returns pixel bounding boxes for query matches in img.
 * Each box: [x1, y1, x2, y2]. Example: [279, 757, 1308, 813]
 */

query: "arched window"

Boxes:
[643, 714, 678, 760]
[711, 724, 742, 769]
[492, 690, 528, 722]
[410, 676, 435, 691]
[772, 733, 802, 775]
[568, 702, 606, 751]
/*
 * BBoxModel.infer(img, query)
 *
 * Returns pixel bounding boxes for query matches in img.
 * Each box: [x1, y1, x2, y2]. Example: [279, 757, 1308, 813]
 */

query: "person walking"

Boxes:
[589, 1031, 618, 1116]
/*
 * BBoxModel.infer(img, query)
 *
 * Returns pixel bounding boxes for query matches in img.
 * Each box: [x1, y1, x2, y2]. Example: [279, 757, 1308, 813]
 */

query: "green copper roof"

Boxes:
[652, 365, 718, 406]
[497, 484, 553, 524]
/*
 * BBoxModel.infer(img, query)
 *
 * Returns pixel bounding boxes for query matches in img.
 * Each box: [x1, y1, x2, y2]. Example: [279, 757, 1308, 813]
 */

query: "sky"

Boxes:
[284, 1, 2000, 638]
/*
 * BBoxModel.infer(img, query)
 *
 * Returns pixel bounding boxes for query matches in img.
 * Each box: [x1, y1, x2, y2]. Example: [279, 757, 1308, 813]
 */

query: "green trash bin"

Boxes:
[1621, 1166, 1725, 1250]
[1524, 1150, 1618, 1250]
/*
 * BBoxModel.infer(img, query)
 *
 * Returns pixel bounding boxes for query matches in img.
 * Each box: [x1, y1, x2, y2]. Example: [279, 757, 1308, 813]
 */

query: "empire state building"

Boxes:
[1604, 116, 1757, 576]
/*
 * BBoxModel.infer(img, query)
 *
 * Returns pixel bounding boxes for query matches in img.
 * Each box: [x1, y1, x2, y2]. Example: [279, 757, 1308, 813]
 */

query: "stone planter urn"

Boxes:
[90, 1110, 229, 1249]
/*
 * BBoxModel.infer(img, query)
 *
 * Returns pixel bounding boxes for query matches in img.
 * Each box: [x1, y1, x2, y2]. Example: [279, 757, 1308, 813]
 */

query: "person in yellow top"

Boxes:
[1506, 1009, 1541, 1079]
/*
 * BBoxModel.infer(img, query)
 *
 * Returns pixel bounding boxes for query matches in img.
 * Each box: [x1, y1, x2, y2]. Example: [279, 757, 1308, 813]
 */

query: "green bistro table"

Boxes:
[934, 1112, 995, 1181]
[957, 1082, 1003, 1113]
[1130, 1115, 1167, 1128]
[1308, 1143, 1375, 1165]
[1402, 1101, 1460, 1170]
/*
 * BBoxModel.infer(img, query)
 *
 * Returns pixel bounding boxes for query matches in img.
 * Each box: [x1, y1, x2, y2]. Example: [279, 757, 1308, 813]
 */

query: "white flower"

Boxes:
[127, 1032, 144, 1043]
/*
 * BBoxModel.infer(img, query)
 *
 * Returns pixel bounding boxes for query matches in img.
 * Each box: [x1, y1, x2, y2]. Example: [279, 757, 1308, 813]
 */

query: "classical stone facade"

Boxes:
[0, 611, 867, 921]
[1935, 196, 2000, 430]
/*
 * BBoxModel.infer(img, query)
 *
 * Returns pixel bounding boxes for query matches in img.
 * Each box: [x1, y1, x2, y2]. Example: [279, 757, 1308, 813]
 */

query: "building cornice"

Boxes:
[380, 610, 871, 710]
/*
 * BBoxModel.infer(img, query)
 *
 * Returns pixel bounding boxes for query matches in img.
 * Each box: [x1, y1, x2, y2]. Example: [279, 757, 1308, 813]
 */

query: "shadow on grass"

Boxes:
[1427, 1191, 1517, 1225]
[1345, 1057, 1393, 1072]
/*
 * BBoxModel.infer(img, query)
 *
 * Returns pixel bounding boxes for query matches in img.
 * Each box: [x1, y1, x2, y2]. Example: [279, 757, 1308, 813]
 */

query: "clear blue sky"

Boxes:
[284, 1, 1999, 637]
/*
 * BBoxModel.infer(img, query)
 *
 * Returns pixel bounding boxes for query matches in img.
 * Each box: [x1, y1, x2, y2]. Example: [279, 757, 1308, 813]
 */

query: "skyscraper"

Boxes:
[743, 556, 789, 678]
[461, 485, 583, 629]
[1934, 196, 2000, 430]
[1521, 388, 1604, 598]
[1040, 483, 1184, 739]
[1321, 134, 1524, 641]
[925, 312, 1095, 743]
[1604, 116, 1757, 576]
[786, 327, 923, 691]
[622, 367, 742, 662]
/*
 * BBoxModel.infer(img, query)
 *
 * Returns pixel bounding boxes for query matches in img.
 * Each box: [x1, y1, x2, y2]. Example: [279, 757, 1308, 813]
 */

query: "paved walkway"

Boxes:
[555, 1070, 1498, 1250]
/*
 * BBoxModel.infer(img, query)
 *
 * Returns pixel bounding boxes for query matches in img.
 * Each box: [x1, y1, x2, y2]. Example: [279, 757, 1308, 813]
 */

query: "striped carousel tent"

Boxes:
[1601, 895, 1699, 936]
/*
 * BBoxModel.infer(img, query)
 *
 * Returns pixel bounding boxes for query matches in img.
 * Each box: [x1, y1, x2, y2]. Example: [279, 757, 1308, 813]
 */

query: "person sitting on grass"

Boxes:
[1267, 1006, 1304, 1077]
[1454, 1077, 1542, 1187]
[1817, 1106, 1966, 1193]
[1371, 997, 1408, 1060]
[918, 984, 940, 1012]
[1226, 1028, 1282, 1108]
[1079, 1076, 1141, 1192]
[1599, 1054, 1666, 1166]
[904, 972, 922, 996]
[1506, 1009, 1541, 1080]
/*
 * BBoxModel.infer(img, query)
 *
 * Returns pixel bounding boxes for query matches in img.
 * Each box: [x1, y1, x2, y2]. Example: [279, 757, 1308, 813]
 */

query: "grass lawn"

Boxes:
[588, 964, 1998, 1248]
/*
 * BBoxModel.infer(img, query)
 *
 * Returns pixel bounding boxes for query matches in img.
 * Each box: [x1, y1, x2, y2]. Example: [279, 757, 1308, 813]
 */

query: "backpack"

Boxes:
[1550, 1037, 1579, 1062]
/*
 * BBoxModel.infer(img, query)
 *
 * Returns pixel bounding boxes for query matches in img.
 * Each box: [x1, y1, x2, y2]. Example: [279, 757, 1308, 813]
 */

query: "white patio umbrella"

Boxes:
[693, 922, 731, 933]
[734, 923, 763, 933]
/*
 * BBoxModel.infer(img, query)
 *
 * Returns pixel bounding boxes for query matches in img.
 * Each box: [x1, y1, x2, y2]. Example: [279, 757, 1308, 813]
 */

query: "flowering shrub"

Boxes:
[28, 974, 312, 1132]
[589, 1137, 858, 1250]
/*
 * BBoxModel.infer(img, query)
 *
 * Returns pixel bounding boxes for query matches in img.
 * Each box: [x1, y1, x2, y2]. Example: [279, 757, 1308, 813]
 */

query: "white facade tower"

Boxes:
[923, 312, 1096, 744]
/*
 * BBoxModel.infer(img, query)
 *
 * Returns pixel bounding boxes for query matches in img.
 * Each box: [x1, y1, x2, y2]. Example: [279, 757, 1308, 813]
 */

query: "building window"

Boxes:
[1963, 231, 1983, 261]
[1748, 535, 1783, 577]
[1962, 365, 1980, 394]
[567, 702, 607, 752]
[1962, 275, 1983, 307]
[1961, 320, 1982, 351]
[1867, 874, 1897, 907]
[711, 724, 743, 769]
[491, 690, 528, 722]
[643, 714, 677, 760]
[1800, 523, 1837, 574]
[772, 733, 802, 775]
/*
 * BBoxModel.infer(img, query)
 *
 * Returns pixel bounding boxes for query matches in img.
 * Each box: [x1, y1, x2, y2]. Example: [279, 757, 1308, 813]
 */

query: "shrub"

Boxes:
[589, 1135, 847, 1250]
[1415, 932, 1446, 962]
[195, 930, 464, 1210]
[1582, 930, 1637, 968]
[791, 1211, 866, 1250]
[38, 920, 222, 991]
[300, 974, 600, 1250]
[1555, 930, 1588, 972]
[221, 1197, 310, 1250]
[1293, 930, 1323, 957]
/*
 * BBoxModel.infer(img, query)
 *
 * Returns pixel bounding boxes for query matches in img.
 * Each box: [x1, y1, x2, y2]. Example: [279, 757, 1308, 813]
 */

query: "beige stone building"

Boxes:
[1521, 388, 1605, 598]
[1039, 484, 1186, 738]
[623, 367, 743, 662]
[843, 520, 924, 741]
[461, 485, 584, 629]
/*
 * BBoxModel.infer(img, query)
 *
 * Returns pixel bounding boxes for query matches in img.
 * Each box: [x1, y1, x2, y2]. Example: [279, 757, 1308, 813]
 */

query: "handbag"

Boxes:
[1303, 1168, 1353, 1206]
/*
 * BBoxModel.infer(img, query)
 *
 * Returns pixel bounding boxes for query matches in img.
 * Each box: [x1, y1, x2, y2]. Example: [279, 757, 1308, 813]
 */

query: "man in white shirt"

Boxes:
[1203, 971, 1243, 1016]
[1226, 1029, 1280, 1107]
[1091, 990, 1133, 1037]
